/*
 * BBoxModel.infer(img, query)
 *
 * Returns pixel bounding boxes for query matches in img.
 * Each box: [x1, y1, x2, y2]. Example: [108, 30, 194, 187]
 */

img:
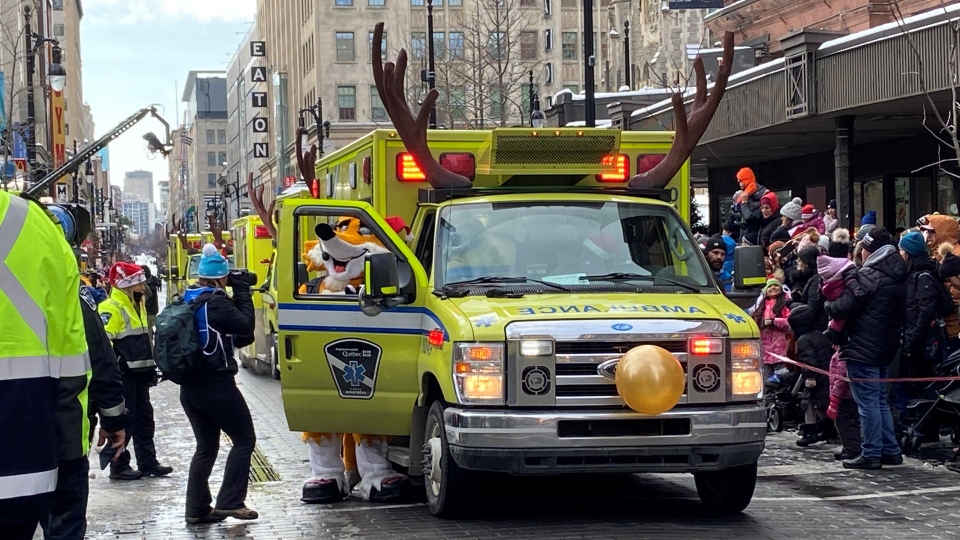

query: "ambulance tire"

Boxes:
[271, 333, 281, 380]
[694, 461, 758, 514]
[424, 401, 476, 518]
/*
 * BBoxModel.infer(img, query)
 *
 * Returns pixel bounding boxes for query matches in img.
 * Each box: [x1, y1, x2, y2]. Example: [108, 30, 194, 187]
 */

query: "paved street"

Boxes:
[77, 368, 960, 540]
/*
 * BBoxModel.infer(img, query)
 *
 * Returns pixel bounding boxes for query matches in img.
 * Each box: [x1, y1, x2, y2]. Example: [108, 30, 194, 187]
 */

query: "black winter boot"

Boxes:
[818, 419, 839, 444]
[797, 424, 820, 447]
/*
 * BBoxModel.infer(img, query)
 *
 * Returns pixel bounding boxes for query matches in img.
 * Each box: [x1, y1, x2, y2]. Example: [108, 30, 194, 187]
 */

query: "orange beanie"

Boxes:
[736, 167, 757, 202]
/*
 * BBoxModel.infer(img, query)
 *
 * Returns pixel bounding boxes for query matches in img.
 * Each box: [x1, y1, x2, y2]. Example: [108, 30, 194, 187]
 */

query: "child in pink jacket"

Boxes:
[753, 278, 792, 376]
[827, 352, 861, 460]
[817, 254, 857, 345]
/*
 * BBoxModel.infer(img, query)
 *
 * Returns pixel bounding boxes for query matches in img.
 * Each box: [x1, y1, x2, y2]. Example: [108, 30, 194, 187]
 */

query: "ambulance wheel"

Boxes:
[423, 401, 475, 518]
[694, 461, 758, 514]
[271, 333, 281, 380]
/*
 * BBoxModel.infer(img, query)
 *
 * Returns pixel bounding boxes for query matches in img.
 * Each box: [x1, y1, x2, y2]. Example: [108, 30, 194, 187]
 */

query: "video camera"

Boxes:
[228, 268, 259, 288]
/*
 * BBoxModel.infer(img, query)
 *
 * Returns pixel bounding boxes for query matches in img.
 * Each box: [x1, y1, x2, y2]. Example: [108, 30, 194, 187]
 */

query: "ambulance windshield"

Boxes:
[437, 201, 714, 291]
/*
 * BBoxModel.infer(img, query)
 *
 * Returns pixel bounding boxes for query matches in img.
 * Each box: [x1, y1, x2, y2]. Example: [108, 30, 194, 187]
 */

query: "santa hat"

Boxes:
[384, 216, 414, 242]
[801, 204, 817, 220]
[109, 262, 146, 289]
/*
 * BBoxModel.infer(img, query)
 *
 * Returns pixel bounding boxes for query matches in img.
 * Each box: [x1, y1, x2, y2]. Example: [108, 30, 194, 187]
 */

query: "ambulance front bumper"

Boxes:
[443, 404, 765, 475]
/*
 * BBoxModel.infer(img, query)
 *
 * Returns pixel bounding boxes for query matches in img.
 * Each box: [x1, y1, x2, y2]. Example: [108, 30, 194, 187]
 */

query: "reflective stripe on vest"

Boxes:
[0, 197, 47, 347]
[0, 353, 91, 381]
[110, 304, 148, 339]
[0, 469, 58, 499]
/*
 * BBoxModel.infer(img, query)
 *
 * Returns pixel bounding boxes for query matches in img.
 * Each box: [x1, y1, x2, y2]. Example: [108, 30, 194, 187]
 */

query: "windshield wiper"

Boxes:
[579, 272, 700, 293]
[440, 276, 570, 295]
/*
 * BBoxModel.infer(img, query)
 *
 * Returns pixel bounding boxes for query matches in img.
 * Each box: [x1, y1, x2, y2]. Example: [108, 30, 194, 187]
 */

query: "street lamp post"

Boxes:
[528, 70, 535, 127]
[299, 98, 331, 159]
[623, 20, 631, 90]
[426, 0, 437, 129]
[583, 0, 596, 127]
[23, 6, 66, 190]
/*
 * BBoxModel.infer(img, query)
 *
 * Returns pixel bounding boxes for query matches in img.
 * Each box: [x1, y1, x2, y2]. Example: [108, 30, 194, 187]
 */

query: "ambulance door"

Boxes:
[279, 202, 428, 436]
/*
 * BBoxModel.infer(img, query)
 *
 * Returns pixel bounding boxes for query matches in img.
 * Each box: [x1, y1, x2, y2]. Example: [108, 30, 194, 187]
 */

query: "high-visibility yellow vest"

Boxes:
[100, 287, 155, 372]
[0, 191, 91, 500]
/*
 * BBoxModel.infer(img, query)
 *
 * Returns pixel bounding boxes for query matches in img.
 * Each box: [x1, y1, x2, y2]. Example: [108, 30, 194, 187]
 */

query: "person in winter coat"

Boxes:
[825, 227, 906, 470]
[179, 245, 259, 525]
[800, 204, 826, 234]
[853, 211, 878, 267]
[921, 215, 960, 344]
[754, 278, 792, 374]
[788, 305, 835, 447]
[757, 191, 782, 250]
[140, 265, 162, 343]
[824, 199, 839, 235]
[703, 235, 733, 292]
[723, 190, 743, 241]
[790, 245, 829, 331]
[818, 252, 858, 345]
[827, 352, 861, 461]
[778, 197, 806, 239]
[939, 248, 960, 354]
[736, 167, 770, 238]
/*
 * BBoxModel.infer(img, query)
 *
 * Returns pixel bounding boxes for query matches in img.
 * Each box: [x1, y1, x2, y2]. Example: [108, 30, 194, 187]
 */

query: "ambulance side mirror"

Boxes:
[359, 253, 402, 317]
[170, 266, 180, 281]
[733, 245, 766, 291]
[297, 262, 309, 287]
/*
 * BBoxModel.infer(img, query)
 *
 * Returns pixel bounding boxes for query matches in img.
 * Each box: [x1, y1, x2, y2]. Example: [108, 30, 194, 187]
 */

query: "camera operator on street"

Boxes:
[178, 244, 260, 525]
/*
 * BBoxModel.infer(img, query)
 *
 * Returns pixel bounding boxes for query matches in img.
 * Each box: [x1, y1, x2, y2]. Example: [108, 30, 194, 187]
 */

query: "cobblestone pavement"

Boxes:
[74, 368, 960, 540]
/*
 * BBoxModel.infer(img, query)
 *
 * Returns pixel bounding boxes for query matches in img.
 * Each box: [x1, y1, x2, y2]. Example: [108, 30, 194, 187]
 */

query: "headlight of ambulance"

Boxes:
[453, 343, 505, 405]
[730, 339, 763, 399]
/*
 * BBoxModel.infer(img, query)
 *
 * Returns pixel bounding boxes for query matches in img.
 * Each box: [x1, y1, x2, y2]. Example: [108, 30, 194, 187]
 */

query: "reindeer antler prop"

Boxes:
[628, 32, 734, 190]
[246, 172, 277, 240]
[207, 215, 233, 255]
[296, 126, 318, 189]
[373, 22, 471, 189]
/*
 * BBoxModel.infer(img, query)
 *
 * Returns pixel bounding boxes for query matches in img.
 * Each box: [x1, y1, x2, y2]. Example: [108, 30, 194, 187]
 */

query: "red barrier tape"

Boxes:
[767, 352, 960, 384]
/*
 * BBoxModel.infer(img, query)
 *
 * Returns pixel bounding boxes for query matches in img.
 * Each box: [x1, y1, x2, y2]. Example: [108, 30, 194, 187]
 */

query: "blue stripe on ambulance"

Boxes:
[277, 303, 449, 340]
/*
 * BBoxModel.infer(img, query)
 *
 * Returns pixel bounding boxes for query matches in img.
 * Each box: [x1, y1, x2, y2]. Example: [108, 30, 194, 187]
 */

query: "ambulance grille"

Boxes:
[554, 340, 688, 407]
[493, 135, 618, 165]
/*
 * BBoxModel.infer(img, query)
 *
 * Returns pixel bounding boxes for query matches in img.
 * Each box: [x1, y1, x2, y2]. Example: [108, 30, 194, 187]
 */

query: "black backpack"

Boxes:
[153, 292, 213, 384]
[919, 272, 955, 319]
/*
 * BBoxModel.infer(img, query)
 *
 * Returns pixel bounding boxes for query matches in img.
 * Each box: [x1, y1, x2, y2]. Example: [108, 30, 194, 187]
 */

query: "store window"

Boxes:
[862, 178, 884, 228]
[937, 172, 960, 217]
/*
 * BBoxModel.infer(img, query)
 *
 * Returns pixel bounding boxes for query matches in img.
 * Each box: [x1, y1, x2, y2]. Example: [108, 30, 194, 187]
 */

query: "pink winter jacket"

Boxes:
[829, 350, 852, 400]
[802, 213, 826, 234]
[759, 299, 791, 365]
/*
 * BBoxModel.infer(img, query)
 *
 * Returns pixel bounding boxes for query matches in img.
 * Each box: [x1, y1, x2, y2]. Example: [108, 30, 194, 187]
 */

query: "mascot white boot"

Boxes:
[300, 217, 413, 503]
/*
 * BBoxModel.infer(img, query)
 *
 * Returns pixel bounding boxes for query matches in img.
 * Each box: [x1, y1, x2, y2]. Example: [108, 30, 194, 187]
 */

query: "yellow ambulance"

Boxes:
[231, 215, 279, 378]
[275, 128, 766, 517]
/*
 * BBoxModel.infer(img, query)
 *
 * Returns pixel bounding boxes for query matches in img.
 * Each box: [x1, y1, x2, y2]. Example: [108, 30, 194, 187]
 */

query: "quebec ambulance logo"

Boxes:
[324, 338, 383, 399]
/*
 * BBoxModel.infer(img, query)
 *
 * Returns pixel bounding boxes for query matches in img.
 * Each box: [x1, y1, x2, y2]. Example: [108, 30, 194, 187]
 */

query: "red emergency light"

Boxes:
[596, 154, 630, 182]
[310, 178, 321, 198]
[362, 157, 371, 185]
[638, 154, 666, 174]
[397, 153, 426, 182]
[254, 225, 271, 239]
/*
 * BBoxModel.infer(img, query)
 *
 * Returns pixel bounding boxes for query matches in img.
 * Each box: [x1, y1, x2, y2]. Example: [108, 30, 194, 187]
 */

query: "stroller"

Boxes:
[765, 365, 804, 432]
[898, 349, 960, 456]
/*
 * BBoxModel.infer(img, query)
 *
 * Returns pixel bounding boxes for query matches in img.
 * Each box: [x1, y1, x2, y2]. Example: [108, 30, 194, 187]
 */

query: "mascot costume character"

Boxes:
[299, 215, 414, 503]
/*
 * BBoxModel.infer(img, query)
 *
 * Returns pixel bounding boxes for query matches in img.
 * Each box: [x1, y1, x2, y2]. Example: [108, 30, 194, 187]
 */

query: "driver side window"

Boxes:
[295, 211, 393, 298]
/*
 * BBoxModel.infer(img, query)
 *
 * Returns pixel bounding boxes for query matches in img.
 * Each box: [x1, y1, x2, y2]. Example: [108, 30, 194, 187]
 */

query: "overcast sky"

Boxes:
[81, 0, 255, 203]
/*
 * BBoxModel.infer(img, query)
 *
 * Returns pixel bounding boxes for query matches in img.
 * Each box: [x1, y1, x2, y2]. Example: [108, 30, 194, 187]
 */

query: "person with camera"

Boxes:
[179, 244, 259, 525]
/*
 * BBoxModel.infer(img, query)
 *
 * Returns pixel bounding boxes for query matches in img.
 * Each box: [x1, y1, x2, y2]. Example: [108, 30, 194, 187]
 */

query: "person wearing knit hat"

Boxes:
[768, 241, 786, 258]
[760, 191, 779, 214]
[757, 191, 782, 247]
[98, 261, 173, 480]
[861, 226, 893, 253]
[898, 231, 927, 258]
[939, 249, 960, 283]
[736, 167, 757, 202]
[800, 204, 826, 234]
[828, 228, 852, 259]
[179, 243, 260, 523]
[780, 197, 804, 224]
[703, 234, 732, 291]
[825, 199, 839, 235]
[861, 210, 877, 226]
[736, 168, 771, 241]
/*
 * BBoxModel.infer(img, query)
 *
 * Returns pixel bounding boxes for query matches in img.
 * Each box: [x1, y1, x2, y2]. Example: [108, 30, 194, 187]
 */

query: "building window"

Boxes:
[545, 62, 553, 83]
[433, 32, 445, 60]
[449, 0, 462, 5]
[369, 0, 385, 5]
[488, 32, 505, 59]
[335, 0, 353, 5]
[53, 24, 64, 37]
[368, 31, 387, 61]
[206, 129, 215, 144]
[207, 152, 216, 166]
[208, 174, 218, 189]
[520, 31, 537, 60]
[52, 0, 64, 10]
[371, 87, 387, 120]
[520, 0, 536, 6]
[489, 90, 502, 121]
[544, 29, 553, 50]
[449, 32, 464, 59]
[563, 84, 579, 93]
[338, 86, 357, 120]
[562, 32, 577, 60]
[218, 151, 227, 165]
[411, 32, 426, 59]
[561, 0, 575, 7]
[411, 0, 424, 5]
[217, 129, 227, 144]
[336, 32, 355, 62]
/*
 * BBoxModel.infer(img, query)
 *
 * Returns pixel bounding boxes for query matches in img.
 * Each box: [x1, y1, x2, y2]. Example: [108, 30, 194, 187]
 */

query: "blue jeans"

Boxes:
[846, 361, 900, 459]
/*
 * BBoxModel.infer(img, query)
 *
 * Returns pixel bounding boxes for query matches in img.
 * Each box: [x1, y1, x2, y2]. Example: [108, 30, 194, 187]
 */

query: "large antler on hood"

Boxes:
[628, 31, 734, 190]
[206, 215, 233, 255]
[246, 172, 277, 239]
[175, 218, 199, 255]
[372, 22, 472, 190]
[296, 126, 318, 189]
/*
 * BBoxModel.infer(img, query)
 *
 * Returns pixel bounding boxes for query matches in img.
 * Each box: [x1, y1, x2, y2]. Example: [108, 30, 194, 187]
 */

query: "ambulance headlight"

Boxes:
[453, 343, 504, 405]
[730, 339, 763, 399]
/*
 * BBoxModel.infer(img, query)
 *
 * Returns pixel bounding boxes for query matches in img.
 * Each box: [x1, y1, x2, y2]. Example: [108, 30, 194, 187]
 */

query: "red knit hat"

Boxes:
[801, 204, 817, 220]
[384, 216, 414, 242]
[760, 191, 779, 212]
[109, 262, 146, 289]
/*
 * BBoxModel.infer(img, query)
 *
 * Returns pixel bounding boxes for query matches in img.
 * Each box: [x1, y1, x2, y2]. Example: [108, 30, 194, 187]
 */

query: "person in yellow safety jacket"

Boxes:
[99, 262, 173, 480]
[0, 191, 91, 540]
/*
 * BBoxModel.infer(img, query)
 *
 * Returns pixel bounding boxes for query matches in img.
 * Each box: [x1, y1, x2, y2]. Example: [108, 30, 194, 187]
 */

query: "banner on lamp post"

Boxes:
[51, 89, 67, 186]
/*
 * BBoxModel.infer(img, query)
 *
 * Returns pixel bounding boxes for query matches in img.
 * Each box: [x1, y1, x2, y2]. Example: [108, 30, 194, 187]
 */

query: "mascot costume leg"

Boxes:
[299, 216, 414, 503]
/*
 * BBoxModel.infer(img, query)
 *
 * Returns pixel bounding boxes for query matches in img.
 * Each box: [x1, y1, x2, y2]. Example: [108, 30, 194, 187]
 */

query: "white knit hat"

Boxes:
[780, 197, 804, 222]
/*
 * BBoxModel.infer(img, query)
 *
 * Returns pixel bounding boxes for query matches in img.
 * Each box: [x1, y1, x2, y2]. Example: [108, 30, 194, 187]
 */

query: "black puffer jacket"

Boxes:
[758, 211, 781, 250]
[825, 245, 907, 366]
[790, 273, 829, 332]
[903, 254, 941, 358]
[740, 186, 770, 238]
[180, 285, 255, 386]
[787, 305, 831, 411]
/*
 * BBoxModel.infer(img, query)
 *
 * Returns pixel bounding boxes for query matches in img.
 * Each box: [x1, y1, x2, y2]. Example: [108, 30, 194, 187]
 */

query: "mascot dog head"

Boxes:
[303, 216, 389, 292]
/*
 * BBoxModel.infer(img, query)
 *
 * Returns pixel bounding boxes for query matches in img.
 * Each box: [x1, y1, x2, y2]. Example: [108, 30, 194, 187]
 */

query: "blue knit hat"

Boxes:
[197, 244, 230, 279]
[861, 210, 877, 225]
[898, 231, 927, 257]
